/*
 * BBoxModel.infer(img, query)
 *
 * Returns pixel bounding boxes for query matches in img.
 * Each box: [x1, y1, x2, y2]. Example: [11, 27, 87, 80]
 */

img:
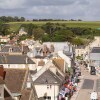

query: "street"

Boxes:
[76, 64, 100, 100]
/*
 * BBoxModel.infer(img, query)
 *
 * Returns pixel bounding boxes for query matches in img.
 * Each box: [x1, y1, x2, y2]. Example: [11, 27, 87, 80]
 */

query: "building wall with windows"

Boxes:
[90, 53, 100, 67]
[35, 84, 59, 100]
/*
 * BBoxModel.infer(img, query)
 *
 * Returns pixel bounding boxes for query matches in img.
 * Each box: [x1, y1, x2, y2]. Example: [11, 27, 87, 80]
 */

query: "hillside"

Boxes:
[7, 21, 100, 32]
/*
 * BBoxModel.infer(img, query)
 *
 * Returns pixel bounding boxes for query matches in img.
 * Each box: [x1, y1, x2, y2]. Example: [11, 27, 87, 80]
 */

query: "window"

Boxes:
[47, 85, 52, 89]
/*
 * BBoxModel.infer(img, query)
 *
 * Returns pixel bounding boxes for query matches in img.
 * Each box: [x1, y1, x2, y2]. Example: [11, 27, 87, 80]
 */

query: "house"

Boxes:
[0, 78, 14, 100]
[43, 42, 72, 52]
[19, 28, 27, 36]
[75, 45, 86, 57]
[0, 45, 22, 55]
[89, 36, 100, 48]
[33, 70, 63, 100]
[89, 47, 100, 67]
[57, 51, 73, 69]
[31, 60, 65, 100]
[0, 36, 10, 43]
[0, 55, 36, 71]
[4, 67, 38, 100]
[0, 45, 29, 55]
[0, 67, 14, 100]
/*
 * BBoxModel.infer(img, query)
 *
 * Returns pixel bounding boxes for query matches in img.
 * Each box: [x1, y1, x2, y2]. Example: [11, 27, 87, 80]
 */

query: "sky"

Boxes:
[0, 0, 100, 21]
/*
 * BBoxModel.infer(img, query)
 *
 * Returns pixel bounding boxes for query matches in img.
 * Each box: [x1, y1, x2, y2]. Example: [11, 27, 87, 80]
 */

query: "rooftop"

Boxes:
[91, 47, 100, 53]
[0, 45, 21, 53]
[4, 68, 27, 93]
[34, 70, 62, 85]
[0, 55, 35, 64]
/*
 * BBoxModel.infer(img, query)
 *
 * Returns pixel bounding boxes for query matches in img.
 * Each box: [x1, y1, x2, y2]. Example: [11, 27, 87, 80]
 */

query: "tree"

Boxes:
[72, 38, 84, 46]
[20, 17, 25, 21]
[33, 28, 45, 40]
[14, 16, 19, 21]
[0, 24, 10, 36]
[42, 23, 57, 36]
[54, 29, 75, 42]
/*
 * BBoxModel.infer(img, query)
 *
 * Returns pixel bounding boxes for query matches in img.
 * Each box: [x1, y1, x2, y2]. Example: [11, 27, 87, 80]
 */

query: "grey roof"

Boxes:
[19, 46, 29, 54]
[0, 55, 35, 64]
[34, 70, 62, 85]
[91, 47, 100, 53]
[0, 46, 21, 53]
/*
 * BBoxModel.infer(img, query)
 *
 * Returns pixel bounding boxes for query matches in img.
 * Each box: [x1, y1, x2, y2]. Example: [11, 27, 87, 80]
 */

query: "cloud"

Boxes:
[0, 0, 100, 20]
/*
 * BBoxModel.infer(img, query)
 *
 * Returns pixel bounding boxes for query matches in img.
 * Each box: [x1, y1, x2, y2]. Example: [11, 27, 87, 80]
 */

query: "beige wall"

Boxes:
[35, 84, 59, 100]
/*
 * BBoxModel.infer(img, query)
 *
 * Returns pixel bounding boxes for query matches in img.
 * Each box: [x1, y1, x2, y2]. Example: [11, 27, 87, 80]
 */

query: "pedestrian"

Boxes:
[90, 91, 98, 100]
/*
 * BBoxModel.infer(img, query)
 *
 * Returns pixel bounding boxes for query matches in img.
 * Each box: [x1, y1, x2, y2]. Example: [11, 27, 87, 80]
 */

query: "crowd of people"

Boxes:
[58, 65, 81, 100]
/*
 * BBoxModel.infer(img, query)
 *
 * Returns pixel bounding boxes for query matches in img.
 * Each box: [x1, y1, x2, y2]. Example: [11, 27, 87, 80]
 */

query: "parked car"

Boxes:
[90, 66, 96, 75]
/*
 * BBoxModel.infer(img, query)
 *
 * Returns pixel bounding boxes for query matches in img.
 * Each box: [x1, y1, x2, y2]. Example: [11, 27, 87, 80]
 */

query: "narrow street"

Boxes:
[76, 64, 100, 100]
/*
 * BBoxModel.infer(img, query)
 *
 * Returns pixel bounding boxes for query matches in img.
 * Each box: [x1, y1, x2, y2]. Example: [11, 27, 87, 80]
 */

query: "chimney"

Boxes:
[0, 65, 6, 80]
[26, 57, 28, 64]
[3, 71, 6, 80]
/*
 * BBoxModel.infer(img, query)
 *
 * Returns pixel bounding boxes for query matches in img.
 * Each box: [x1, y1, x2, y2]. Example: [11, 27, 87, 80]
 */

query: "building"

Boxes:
[0, 45, 29, 55]
[33, 70, 63, 100]
[89, 36, 100, 48]
[0, 36, 10, 43]
[30, 59, 65, 100]
[0, 67, 14, 100]
[57, 51, 73, 68]
[43, 42, 73, 53]
[0, 66, 38, 100]
[89, 47, 100, 67]
[0, 55, 36, 71]
[19, 28, 27, 36]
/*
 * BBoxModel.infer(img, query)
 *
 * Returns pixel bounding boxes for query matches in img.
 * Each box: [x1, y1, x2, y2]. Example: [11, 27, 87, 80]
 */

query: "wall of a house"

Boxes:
[58, 51, 71, 68]
[2, 64, 36, 71]
[90, 53, 100, 67]
[75, 49, 84, 57]
[35, 84, 59, 100]
[90, 37, 100, 48]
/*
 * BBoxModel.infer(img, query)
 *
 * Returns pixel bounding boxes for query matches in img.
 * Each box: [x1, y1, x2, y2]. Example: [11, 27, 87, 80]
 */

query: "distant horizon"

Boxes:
[1, 16, 100, 22]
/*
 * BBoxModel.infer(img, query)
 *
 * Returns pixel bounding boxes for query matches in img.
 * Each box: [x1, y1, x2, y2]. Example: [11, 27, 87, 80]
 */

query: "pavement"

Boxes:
[70, 64, 100, 100]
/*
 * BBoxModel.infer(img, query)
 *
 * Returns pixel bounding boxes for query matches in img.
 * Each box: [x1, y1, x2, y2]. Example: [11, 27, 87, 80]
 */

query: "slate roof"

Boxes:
[0, 55, 35, 64]
[34, 70, 62, 85]
[20, 46, 29, 54]
[0, 45, 21, 53]
[4, 68, 27, 93]
[91, 47, 100, 53]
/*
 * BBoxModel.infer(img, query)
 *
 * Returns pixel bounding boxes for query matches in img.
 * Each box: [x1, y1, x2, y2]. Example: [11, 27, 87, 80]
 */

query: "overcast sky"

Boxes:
[0, 0, 100, 21]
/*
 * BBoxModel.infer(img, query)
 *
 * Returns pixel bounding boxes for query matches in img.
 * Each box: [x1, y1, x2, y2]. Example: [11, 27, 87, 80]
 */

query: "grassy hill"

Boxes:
[7, 21, 100, 32]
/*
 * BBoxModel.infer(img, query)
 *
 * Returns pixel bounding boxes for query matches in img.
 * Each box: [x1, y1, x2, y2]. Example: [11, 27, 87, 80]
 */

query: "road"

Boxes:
[76, 64, 100, 100]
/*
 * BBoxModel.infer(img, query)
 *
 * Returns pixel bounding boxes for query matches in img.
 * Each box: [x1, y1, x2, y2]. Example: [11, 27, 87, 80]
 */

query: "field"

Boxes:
[7, 21, 100, 32]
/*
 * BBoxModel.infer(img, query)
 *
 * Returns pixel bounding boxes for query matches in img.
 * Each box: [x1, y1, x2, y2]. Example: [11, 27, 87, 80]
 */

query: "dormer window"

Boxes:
[9, 48, 13, 52]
